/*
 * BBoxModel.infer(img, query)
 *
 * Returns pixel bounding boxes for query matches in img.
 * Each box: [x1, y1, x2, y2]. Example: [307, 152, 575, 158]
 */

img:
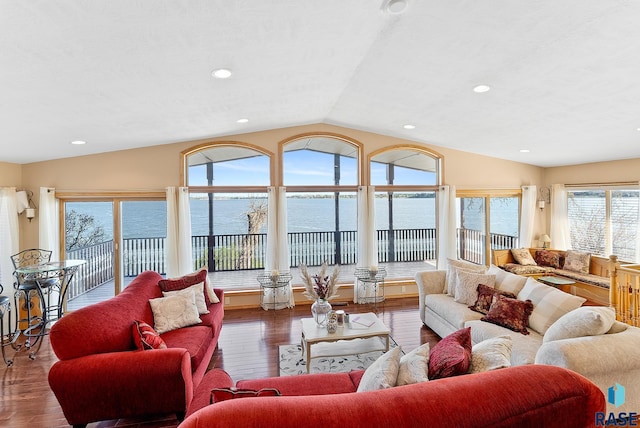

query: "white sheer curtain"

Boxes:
[39, 187, 58, 260]
[166, 187, 193, 277]
[519, 185, 537, 248]
[0, 188, 20, 319]
[437, 185, 457, 269]
[355, 186, 377, 303]
[550, 184, 570, 250]
[636, 183, 640, 263]
[264, 186, 293, 309]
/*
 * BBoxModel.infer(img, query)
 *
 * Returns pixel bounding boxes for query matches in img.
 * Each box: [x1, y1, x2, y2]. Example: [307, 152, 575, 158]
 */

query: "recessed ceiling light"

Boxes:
[473, 84, 491, 93]
[520, 149, 530, 153]
[236, 118, 249, 124]
[212, 68, 232, 79]
[403, 124, 415, 129]
[71, 140, 86, 145]
[636, 127, 640, 131]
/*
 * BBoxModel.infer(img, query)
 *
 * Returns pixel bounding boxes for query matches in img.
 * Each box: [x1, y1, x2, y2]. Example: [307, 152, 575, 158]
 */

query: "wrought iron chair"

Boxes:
[0, 283, 13, 366]
[11, 249, 58, 359]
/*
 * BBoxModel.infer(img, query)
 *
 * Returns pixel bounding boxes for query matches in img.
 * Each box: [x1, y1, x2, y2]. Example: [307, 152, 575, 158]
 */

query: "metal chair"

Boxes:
[11, 249, 57, 360]
[0, 283, 13, 366]
[11, 249, 53, 274]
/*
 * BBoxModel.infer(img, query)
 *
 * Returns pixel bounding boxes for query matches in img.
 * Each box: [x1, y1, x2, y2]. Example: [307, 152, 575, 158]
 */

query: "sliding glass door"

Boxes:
[63, 198, 166, 311]
[456, 192, 520, 265]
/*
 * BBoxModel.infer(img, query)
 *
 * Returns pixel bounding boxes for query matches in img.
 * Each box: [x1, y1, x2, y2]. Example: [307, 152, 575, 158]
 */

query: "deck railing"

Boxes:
[457, 228, 520, 264]
[65, 228, 517, 300]
[66, 241, 114, 301]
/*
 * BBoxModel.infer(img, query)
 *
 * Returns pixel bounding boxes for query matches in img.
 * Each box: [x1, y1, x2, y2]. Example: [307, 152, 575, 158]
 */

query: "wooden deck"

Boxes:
[67, 260, 436, 311]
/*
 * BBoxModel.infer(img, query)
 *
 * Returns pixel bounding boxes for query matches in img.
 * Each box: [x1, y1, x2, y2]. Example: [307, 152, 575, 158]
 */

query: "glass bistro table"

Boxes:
[10, 259, 85, 361]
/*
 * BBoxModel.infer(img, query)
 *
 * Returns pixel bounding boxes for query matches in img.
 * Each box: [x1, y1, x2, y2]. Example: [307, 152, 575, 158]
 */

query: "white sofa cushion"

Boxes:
[446, 259, 486, 295]
[466, 319, 542, 366]
[468, 335, 512, 374]
[543, 306, 616, 343]
[425, 294, 484, 330]
[454, 270, 496, 306]
[488, 264, 527, 296]
[149, 289, 202, 334]
[357, 346, 402, 392]
[162, 281, 210, 315]
[517, 277, 586, 335]
[397, 343, 430, 385]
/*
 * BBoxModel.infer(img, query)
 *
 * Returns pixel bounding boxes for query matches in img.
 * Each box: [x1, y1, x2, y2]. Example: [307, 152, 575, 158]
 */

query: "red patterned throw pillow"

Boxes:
[210, 388, 281, 404]
[428, 327, 472, 380]
[481, 295, 534, 335]
[469, 284, 516, 315]
[132, 320, 167, 350]
[158, 267, 219, 305]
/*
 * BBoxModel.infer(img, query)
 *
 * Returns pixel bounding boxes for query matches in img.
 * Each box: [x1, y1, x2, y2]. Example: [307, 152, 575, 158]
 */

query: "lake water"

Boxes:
[66, 196, 519, 240]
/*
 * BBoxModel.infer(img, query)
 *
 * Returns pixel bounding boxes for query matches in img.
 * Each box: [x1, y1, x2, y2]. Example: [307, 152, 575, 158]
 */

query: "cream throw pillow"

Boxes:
[396, 343, 430, 386]
[454, 270, 496, 306]
[149, 289, 202, 334]
[517, 278, 586, 335]
[468, 335, 512, 373]
[356, 346, 402, 392]
[487, 264, 527, 296]
[162, 282, 210, 315]
[563, 250, 591, 274]
[204, 274, 220, 304]
[446, 259, 486, 295]
[510, 248, 537, 266]
[543, 306, 616, 343]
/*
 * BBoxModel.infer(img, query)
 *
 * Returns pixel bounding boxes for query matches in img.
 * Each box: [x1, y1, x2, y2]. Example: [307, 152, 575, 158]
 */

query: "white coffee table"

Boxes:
[300, 312, 390, 373]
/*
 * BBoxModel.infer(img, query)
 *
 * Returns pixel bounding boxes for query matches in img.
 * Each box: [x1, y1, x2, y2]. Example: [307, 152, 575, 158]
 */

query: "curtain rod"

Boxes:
[564, 181, 639, 188]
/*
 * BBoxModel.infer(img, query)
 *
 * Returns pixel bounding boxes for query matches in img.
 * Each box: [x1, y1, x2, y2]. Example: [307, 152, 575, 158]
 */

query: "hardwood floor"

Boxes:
[1, 297, 439, 428]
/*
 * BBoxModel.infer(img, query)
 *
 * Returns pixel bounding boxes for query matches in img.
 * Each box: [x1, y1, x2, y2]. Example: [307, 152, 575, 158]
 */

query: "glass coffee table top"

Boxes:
[538, 276, 576, 286]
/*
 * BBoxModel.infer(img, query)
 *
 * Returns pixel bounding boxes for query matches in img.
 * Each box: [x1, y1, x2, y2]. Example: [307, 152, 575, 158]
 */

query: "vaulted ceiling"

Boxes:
[2, 1, 640, 167]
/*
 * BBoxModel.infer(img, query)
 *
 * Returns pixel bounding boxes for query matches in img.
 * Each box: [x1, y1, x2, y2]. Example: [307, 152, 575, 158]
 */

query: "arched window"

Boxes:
[283, 135, 359, 186]
[183, 142, 272, 289]
[370, 147, 440, 186]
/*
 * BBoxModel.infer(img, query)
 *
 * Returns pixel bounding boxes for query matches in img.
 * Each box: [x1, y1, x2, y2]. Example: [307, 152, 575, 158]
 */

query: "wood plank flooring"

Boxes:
[1, 297, 439, 428]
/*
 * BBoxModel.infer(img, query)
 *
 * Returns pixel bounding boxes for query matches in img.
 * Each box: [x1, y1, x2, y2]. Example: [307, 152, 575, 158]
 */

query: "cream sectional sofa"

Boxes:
[416, 261, 640, 414]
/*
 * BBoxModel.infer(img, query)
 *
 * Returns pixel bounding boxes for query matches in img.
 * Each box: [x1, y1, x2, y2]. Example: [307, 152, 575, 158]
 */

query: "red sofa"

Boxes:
[48, 270, 224, 427]
[181, 365, 604, 428]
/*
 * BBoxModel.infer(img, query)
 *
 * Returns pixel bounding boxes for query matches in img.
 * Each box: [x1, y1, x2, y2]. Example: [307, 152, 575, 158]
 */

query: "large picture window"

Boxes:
[184, 143, 272, 289]
[567, 187, 639, 262]
[370, 147, 440, 278]
[283, 135, 360, 282]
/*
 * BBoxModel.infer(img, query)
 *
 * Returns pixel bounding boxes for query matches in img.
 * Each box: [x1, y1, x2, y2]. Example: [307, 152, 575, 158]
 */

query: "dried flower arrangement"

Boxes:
[299, 262, 340, 301]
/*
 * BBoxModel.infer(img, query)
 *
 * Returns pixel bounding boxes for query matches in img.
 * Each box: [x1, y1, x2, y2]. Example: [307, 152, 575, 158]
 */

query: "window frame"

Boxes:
[566, 183, 639, 262]
[455, 189, 522, 265]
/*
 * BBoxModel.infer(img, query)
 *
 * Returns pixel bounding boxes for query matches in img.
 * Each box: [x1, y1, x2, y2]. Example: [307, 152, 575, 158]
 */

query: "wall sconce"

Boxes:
[538, 186, 551, 211]
[16, 190, 37, 222]
[26, 207, 36, 222]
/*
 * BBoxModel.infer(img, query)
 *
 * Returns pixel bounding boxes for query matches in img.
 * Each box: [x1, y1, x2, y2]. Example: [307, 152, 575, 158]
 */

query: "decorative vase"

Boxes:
[311, 299, 332, 326]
